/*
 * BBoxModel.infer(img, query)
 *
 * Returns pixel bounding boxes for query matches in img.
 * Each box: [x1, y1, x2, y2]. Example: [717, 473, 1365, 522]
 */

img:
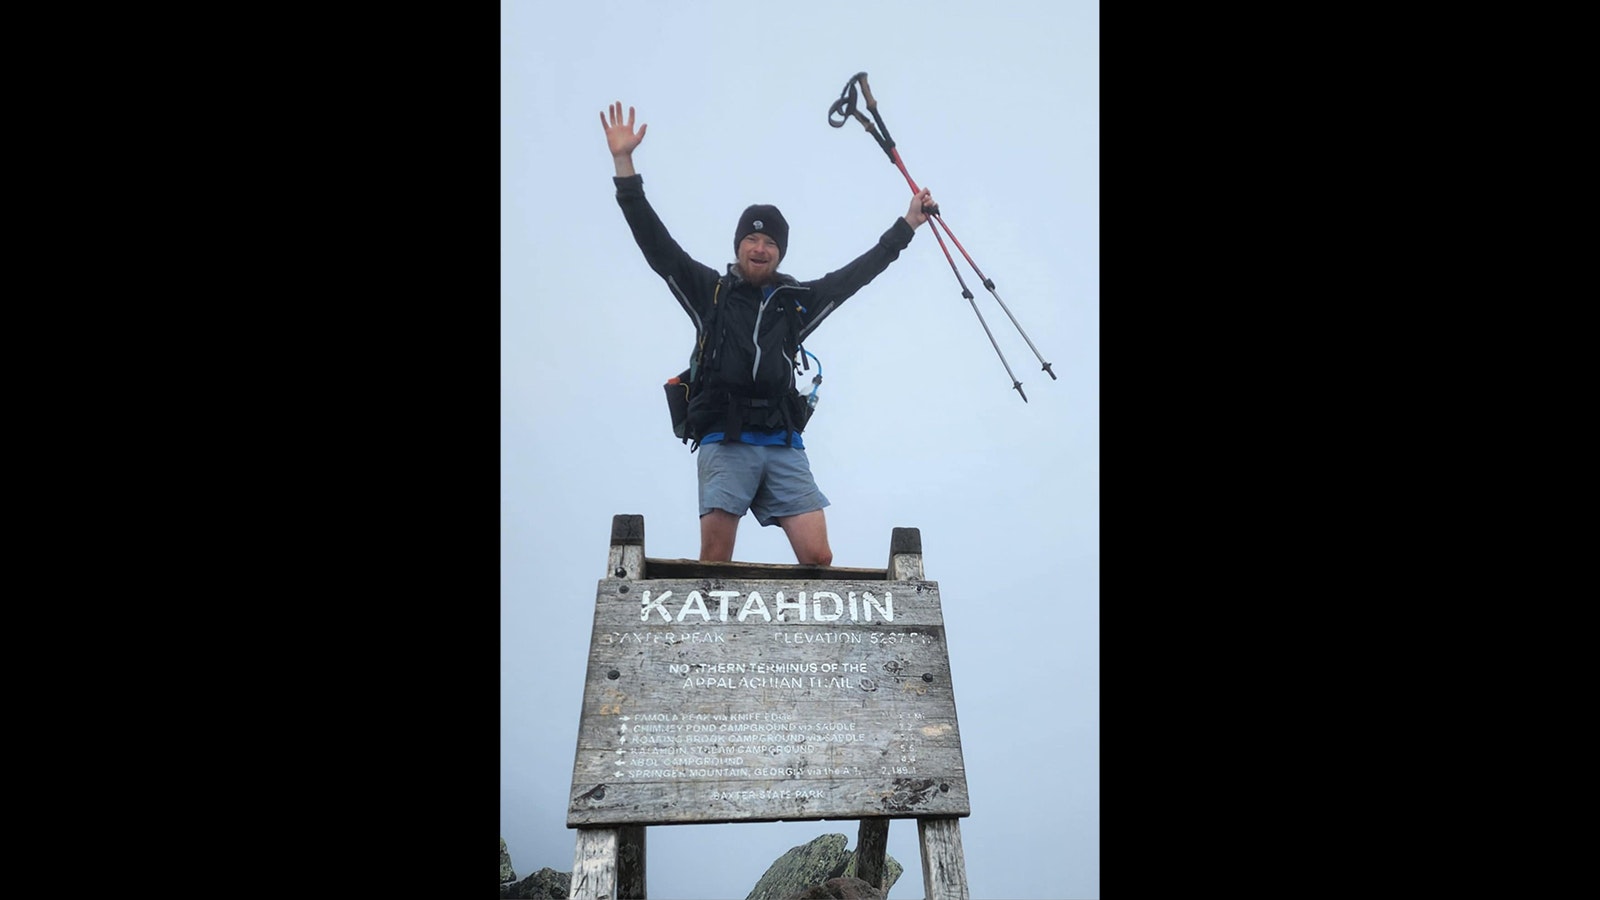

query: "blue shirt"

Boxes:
[699, 430, 804, 448]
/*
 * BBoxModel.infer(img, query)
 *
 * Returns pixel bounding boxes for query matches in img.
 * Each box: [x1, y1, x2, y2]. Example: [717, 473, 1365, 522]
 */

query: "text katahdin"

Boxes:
[640, 590, 894, 623]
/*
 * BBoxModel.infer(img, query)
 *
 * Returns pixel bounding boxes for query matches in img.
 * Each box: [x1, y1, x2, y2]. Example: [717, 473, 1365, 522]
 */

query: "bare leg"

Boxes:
[778, 509, 833, 566]
[699, 509, 741, 561]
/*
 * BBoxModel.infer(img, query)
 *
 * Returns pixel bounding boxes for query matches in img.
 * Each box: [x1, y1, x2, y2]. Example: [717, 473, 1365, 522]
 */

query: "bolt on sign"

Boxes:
[567, 578, 970, 826]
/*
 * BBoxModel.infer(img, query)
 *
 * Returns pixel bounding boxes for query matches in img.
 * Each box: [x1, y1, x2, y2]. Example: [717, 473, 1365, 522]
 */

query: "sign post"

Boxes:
[566, 515, 971, 900]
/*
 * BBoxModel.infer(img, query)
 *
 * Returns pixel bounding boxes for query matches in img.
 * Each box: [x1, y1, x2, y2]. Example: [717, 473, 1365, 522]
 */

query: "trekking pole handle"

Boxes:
[856, 73, 878, 112]
[827, 71, 867, 128]
[828, 71, 897, 164]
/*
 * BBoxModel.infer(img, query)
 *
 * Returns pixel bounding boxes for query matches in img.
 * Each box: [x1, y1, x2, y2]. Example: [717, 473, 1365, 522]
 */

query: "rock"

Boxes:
[842, 850, 903, 891]
[501, 866, 571, 899]
[747, 834, 902, 900]
[501, 837, 517, 884]
[781, 876, 887, 900]
[748, 834, 849, 900]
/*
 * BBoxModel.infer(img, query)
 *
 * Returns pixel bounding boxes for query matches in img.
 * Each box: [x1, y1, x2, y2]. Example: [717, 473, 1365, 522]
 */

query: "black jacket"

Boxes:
[614, 174, 915, 439]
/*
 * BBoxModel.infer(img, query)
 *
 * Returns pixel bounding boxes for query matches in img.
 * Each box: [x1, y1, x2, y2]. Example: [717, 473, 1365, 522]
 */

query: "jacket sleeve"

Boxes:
[796, 217, 916, 340]
[613, 175, 721, 324]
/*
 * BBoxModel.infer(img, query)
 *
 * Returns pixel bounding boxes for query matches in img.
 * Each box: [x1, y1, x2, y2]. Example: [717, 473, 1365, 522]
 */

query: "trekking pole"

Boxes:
[828, 72, 1057, 397]
[828, 74, 1025, 401]
[923, 198, 1029, 402]
[920, 211, 1056, 383]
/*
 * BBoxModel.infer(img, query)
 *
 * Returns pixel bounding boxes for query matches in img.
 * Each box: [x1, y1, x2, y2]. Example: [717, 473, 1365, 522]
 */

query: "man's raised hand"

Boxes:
[601, 101, 647, 159]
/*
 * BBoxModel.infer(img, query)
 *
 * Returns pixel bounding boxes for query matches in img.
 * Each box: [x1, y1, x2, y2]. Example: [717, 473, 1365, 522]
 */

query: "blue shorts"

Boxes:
[697, 440, 830, 527]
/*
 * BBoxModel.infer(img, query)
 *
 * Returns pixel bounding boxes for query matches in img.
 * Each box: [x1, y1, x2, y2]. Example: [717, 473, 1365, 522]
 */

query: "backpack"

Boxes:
[663, 279, 817, 450]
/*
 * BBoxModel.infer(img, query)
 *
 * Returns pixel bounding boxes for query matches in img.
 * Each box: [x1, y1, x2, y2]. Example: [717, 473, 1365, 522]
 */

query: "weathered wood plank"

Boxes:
[643, 557, 889, 580]
[570, 519, 971, 896]
[611, 514, 645, 547]
[889, 527, 921, 557]
[888, 527, 924, 581]
[616, 825, 645, 900]
[608, 515, 646, 581]
[571, 828, 620, 900]
[567, 825, 648, 898]
[569, 774, 970, 826]
[578, 629, 960, 687]
[592, 579, 949, 626]
[573, 709, 964, 752]
[918, 818, 970, 900]
[568, 577, 969, 827]
[854, 818, 890, 888]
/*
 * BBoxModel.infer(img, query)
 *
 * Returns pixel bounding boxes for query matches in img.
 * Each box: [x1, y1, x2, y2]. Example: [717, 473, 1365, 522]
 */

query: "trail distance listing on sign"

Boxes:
[567, 577, 970, 827]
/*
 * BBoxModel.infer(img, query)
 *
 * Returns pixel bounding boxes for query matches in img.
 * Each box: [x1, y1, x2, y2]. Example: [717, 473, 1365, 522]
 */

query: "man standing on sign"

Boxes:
[600, 101, 934, 566]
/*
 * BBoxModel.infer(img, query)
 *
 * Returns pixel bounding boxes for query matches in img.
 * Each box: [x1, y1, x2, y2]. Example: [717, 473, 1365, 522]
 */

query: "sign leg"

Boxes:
[854, 818, 890, 888]
[918, 817, 969, 900]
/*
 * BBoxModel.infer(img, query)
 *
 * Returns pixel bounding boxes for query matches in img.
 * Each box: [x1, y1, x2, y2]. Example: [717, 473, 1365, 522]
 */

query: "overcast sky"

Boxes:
[502, 1, 1098, 897]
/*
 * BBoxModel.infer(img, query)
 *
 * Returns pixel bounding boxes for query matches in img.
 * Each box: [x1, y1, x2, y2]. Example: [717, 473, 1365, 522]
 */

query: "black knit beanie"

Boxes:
[733, 204, 789, 260]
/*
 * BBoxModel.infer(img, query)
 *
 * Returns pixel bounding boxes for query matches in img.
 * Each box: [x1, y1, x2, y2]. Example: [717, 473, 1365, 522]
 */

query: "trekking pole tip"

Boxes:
[1042, 362, 1057, 380]
[1014, 381, 1027, 402]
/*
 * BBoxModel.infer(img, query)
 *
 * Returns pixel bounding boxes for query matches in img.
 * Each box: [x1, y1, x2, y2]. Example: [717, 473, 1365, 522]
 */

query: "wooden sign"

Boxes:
[567, 577, 971, 827]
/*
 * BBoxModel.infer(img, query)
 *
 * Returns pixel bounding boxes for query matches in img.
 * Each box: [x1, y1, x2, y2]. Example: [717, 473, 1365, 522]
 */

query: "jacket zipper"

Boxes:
[750, 284, 809, 381]
[751, 294, 772, 381]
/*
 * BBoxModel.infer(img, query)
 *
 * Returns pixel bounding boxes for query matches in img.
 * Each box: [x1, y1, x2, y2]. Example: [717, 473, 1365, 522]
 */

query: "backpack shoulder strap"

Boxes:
[689, 279, 724, 383]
